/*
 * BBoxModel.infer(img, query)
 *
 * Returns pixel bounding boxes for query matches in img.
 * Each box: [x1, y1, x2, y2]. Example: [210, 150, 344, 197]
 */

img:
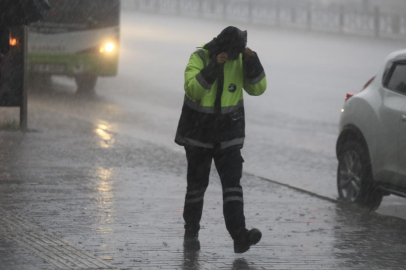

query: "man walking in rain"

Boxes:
[175, 26, 267, 253]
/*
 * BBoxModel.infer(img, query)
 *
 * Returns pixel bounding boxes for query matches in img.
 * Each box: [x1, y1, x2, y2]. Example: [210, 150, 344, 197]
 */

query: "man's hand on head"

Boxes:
[243, 47, 256, 61]
[217, 52, 228, 64]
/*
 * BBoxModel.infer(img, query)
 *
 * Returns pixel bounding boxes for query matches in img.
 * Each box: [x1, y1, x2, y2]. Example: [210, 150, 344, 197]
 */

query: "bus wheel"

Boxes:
[29, 74, 53, 90]
[75, 75, 98, 94]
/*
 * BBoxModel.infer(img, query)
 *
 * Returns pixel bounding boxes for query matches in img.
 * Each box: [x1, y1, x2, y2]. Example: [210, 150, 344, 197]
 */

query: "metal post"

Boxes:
[20, 26, 28, 131]
[176, 0, 181, 15]
[339, 5, 345, 33]
[291, 7, 296, 24]
[248, 0, 253, 24]
[223, 0, 228, 21]
[392, 14, 401, 35]
[374, 6, 380, 38]
[198, 0, 203, 18]
[275, 0, 280, 27]
[307, 2, 312, 30]
[210, 0, 215, 14]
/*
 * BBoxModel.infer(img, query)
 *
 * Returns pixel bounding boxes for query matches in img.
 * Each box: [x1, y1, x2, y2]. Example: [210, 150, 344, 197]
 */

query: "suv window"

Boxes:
[384, 63, 406, 94]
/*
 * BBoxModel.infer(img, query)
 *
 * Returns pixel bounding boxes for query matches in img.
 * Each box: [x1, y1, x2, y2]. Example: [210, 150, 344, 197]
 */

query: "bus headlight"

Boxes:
[100, 42, 116, 53]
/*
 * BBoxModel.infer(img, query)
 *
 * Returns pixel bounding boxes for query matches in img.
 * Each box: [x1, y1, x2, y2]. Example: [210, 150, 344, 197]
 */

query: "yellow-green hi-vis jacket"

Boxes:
[175, 44, 267, 151]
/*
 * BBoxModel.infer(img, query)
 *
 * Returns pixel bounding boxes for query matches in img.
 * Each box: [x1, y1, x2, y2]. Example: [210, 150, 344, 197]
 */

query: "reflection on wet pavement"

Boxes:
[2, 106, 406, 269]
[96, 125, 115, 149]
[182, 247, 258, 270]
[183, 248, 200, 270]
[332, 205, 406, 269]
[1, 78, 406, 269]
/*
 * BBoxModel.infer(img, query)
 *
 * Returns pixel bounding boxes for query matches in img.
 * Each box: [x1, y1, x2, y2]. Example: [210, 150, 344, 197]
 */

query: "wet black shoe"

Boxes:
[234, 228, 262, 253]
[183, 230, 200, 251]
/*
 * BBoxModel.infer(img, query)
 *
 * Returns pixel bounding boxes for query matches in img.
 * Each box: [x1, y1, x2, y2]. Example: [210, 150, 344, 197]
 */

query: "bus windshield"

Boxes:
[31, 0, 120, 32]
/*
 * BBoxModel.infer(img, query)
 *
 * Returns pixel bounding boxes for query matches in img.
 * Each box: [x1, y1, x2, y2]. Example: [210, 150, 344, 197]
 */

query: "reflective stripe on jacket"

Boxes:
[175, 45, 267, 150]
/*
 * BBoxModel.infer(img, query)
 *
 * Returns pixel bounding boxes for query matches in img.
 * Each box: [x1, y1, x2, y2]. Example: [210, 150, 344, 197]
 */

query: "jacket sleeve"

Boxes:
[243, 53, 267, 96]
[184, 52, 221, 101]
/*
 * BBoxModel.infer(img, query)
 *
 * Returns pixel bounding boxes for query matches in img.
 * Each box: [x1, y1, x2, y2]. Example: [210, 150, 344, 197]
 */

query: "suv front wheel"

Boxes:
[337, 141, 383, 211]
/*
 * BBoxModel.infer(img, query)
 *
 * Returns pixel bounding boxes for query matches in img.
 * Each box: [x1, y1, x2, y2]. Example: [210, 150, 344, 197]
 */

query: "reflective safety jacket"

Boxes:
[175, 44, 267, 151]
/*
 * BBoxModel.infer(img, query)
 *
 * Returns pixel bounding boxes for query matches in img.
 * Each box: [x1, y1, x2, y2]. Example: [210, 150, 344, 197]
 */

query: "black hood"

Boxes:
[204, 26, 247, 60]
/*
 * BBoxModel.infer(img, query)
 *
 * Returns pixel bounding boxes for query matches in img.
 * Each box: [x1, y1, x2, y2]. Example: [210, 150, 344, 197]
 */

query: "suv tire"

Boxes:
[337, 141, 383, 211]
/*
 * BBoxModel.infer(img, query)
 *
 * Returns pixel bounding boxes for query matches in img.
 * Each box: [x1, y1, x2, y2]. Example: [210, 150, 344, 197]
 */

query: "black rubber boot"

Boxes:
[233, 228, 262, 253]
[183, 230, 200, 251]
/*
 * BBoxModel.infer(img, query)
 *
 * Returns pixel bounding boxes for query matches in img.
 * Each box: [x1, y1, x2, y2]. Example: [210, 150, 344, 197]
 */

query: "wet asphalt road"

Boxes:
[116, 11, 406, 219]
[1, 9, 406, 269]
[1, 102, 406, 269]
[26, 11, 406, 219]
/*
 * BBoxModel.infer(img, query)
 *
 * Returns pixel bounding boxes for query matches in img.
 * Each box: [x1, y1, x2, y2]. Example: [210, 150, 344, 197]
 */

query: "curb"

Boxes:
[244, 171, 339, 204]
[246, 171, 406, 222]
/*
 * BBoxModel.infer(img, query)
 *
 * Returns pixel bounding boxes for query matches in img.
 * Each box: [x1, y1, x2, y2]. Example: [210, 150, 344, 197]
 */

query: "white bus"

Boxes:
[27, 0, 120, 93]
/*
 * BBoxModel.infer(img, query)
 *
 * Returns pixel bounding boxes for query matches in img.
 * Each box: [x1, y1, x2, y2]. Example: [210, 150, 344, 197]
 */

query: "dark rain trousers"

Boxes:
[183, 145, 246, 240]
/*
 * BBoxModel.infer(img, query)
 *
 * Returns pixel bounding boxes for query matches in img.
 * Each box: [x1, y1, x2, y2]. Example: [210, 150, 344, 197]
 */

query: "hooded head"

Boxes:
[204, 26, 247, 60]
[217, 26, 247, 60]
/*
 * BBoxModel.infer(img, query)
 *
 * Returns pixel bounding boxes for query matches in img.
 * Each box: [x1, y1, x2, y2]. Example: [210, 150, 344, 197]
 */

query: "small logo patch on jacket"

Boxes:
[228, 84, 237, 93]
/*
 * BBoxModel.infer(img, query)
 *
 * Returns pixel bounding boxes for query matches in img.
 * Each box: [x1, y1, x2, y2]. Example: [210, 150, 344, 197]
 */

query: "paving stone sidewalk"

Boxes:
[1, 105, 406, 270]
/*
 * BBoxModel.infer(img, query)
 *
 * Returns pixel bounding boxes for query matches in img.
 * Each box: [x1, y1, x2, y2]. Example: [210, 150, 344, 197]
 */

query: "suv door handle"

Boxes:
[402, 115, 406, 122]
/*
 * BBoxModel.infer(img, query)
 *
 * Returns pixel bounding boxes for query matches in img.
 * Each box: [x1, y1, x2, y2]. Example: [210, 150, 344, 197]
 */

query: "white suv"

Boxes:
[337, 49, 406, 210]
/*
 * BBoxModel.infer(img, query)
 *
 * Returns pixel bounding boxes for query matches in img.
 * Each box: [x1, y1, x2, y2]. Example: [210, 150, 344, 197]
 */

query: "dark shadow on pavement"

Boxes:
[27, 76, 113, 116]
[231, 258, 257, 270]
[182, 246, 258, 270]
[183, 246, 200, 270]
[28, 77, 101, 102]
